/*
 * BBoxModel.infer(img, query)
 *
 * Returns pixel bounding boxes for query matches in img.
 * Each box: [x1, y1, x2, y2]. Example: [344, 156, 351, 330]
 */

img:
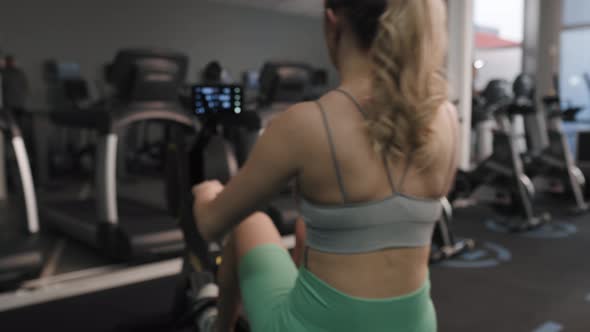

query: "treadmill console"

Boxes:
[192, 84, 244, 116]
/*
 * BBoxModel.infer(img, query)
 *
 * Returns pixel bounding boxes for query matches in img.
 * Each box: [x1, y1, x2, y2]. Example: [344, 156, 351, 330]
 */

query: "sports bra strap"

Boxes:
[381, 154, 397, 194]
[397, 151, 415, 193]
[314, 100, 349, 203]
[331, 88, 397, 195]
[334, 88, 368, 118]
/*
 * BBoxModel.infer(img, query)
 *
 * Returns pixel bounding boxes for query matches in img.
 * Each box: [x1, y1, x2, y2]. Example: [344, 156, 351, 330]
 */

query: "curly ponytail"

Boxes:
[367, 0, 448, 170]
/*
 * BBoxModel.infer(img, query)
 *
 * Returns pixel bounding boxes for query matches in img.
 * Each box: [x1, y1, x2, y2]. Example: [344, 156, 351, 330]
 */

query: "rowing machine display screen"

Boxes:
[192, 85, 243, 115]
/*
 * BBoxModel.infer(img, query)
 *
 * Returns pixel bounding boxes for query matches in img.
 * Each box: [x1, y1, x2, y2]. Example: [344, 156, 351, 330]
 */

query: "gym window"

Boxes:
[560, 0, 590, 121]
[473, 0, 525, 91]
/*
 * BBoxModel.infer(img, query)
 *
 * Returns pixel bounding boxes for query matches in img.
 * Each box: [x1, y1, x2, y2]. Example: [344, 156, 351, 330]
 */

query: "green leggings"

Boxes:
[238, 244, 437, 332]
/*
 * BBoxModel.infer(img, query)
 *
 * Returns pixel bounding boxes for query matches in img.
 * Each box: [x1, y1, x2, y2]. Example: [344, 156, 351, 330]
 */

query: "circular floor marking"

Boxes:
[438, 241, 512, 268]
[485, 220, 577, 239]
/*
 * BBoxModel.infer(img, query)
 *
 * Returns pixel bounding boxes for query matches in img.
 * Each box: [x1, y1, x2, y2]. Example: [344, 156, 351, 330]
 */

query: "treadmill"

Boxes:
[0, 106, 43, 289]
[40, 49, 197, 261]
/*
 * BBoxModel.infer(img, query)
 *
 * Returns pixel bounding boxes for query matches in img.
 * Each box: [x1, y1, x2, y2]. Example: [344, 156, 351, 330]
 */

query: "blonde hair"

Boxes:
[367, 0, 448, 170]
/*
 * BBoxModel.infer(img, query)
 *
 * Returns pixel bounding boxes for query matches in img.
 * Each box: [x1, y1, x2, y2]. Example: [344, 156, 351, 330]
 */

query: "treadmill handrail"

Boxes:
[50, 101, 195, 134]
[0, 107, 40, 234]
[113, 105, 195, 131]
[95, 103, 197, 225]
[0, 108, 23, 138]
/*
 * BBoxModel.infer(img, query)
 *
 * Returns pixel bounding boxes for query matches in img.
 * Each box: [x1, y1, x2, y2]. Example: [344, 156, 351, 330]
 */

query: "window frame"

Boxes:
[562, 0, 590, 30]
[559, 0, 590, 121]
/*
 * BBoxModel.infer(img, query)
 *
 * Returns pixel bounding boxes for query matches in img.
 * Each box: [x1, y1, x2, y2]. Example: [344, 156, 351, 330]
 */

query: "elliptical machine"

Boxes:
[451, 79, 550, 232]
[430, 197, 475, 263]
[509, 74, 588, 213]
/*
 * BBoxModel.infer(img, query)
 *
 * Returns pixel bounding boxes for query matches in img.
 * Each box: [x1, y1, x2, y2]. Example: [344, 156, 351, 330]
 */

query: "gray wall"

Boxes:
[0, 0, 332, 108]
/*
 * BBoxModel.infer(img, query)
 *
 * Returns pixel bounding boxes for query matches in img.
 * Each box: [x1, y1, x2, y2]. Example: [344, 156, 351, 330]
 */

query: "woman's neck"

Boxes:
[337, 47, 373, 98]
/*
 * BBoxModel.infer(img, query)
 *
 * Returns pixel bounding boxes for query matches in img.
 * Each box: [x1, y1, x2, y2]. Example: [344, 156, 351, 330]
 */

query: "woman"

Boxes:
[193, 0, 457, 331]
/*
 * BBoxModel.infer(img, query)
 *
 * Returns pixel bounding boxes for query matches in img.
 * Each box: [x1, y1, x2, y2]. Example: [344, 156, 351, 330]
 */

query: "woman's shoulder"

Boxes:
[266, 101, 320, 132]
[427, 101, 460, 166]
[262, 101, 326, 151]
[439, 101, 459, 121]
[429, 101, 459, 134]
[270, 90, 361, 137]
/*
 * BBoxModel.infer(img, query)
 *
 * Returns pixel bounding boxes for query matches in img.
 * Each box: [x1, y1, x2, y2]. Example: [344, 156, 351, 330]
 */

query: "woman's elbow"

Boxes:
[193, 205, 218, 243]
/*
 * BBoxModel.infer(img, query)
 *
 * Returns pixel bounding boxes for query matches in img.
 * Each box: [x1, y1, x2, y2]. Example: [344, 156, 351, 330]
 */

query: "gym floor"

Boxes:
[432, 198, 590, 332]
[1, 197, 589, 332]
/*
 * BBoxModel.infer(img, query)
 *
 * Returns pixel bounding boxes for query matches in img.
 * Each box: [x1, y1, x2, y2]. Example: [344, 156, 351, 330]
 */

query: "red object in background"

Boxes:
[476, 32, 521, 49]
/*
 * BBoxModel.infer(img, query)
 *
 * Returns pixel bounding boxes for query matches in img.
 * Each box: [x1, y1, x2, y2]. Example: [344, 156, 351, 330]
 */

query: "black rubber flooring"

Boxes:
[1, 198, 112, 275]
[0, 275, 182, 332]
[431, 199, 590, 332]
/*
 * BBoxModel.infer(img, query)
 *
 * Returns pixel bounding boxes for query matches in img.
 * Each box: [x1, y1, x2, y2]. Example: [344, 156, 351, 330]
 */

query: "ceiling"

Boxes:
[208, 0, 323, 17]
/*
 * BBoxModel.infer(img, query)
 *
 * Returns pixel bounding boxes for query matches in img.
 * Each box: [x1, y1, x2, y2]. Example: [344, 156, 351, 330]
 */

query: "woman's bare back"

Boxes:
[297, 90, 458, 298]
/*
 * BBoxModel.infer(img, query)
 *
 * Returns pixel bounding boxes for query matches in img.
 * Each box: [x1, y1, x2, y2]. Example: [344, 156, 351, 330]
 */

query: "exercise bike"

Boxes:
[450, 79, 550, 232]
[509, 74, 588, 213]
[429, 197, 475, 263]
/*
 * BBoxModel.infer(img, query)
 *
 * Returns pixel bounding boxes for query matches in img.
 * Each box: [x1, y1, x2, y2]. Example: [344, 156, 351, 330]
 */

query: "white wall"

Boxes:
[474, 47, 523, 90]
[447, 0, 474, 169]
[0, 0, 332, 108]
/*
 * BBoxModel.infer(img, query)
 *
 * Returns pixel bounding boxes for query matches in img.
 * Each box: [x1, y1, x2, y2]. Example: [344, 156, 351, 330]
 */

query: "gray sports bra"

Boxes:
[300, 89, 452, 255]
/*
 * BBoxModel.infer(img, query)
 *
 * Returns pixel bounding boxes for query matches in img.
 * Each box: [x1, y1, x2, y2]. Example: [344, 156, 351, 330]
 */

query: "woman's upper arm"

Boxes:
[206, 103, 315, 237]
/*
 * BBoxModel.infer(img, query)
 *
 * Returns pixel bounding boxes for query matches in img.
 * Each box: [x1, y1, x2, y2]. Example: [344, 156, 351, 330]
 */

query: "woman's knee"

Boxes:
[233, 212, 283, 260]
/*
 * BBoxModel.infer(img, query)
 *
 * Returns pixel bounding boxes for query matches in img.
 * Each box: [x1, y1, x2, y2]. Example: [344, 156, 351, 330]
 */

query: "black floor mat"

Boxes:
[431, 201, 590, 332]
[0, 276, 181, 332]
